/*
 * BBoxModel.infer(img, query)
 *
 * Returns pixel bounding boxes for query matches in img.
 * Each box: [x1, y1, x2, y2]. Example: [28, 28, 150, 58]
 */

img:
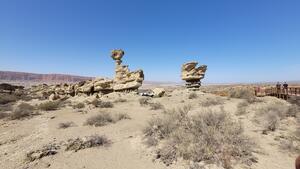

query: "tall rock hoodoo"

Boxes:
[111, 49, 144, 92]
[181, 61, 207, 89]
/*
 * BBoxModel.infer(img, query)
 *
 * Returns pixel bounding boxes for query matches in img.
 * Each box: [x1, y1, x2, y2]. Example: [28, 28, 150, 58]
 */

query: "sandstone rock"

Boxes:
[181, 61, 207, 88]
[49, 93, 59, 101]
[112, 49, 144, 91]
[152, 88, 165, 97]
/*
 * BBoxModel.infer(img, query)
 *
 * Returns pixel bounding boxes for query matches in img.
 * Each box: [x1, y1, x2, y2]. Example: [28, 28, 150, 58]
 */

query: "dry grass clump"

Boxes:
[0, 103, 13, 113]
[188, 93, 198, 99]
[144, 106, 255, 167]
[235, 101, 250, 115]
[139, 97, 151, 106]
[0, 112, 8, 119]
[255, 102, 299, 132]
[0, 94, 18, 105]
[85, 112, 114, 127]
[72, 102, 85, 109]
[199, 97, 224, 107]
[114, 113, 131, 121]
[10, 103, 36, 120]
[38, 101, 61, 111]
[58, 122, 76, 129]
[26, 143, 60, 162]
[114, 98, 127, 103]
[84, 112, 130, 127]
[149, 102, 164, 110]
[65, 135, 111, 152]
[229, 88, 258, 103]
[90, 99, 113, 108]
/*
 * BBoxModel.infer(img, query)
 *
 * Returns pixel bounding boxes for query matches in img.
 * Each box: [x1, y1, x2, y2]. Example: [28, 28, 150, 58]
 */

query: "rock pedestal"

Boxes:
[111, 49, 144, 92]
[181, 61, 207, 89]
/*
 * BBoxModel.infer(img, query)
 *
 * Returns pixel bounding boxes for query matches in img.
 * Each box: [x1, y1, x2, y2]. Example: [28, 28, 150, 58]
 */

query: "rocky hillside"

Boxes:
[0, 71, 93, 83]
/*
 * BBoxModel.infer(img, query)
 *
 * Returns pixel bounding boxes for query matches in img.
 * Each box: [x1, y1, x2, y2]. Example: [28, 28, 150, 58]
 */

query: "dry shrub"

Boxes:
[144, 106, 255, 167]
[72, 102, 85, 109]
[90, 99, 113, 108]
[84, 112, 129, 127]
[0, 94, 17, 105]
[149, 102, 164, 110]
[229, 88, 258, 103]
[85, 112, 114, 127]
[235, 101, 250, 115]
[0, 103, 13, 113]
[0, 112, 8, 119]
[38, 101, 61, 111]
[255, 102, 299, 132]
[188, 93, 198, 99]
[10, 103, 35, 120]
[58, 122, 75, 129]
[114, 98, 127, 103]
[114, 113, 131, 121]
[65, 135, 111, 152]
[139, 97, 151, 106]
[26, 143, 60, 162]
[200, 97, 224, 107]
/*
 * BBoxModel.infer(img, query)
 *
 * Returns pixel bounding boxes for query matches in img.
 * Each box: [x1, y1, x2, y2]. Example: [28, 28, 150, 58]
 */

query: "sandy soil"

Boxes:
[0, 89, 298, 169]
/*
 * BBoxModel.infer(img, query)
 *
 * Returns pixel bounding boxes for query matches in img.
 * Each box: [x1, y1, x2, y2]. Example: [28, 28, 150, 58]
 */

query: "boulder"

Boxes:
[152, 88, 165, 97]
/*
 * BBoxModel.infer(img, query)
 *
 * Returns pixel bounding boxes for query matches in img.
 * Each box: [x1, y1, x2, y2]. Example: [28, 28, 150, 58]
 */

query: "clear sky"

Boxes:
[0, 0, 299, 83]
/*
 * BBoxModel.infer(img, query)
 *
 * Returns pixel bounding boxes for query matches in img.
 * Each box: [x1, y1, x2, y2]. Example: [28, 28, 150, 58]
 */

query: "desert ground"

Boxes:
[0, 85, 299, 169]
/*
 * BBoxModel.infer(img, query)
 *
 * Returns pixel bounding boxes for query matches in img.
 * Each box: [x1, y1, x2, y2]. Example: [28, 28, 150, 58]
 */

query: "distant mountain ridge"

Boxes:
[0, 71, 94, 83]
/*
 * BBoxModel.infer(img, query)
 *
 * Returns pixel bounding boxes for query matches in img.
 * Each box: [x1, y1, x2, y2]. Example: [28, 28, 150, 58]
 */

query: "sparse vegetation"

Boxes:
[114, 98, 127, 103]
[10, 103, 35, 120]
[85, 112, 114, 127]
[199, 97, 224, 107]
[188, 93, 197, 99]
[235, 101, 250, 115]
[229, 88, 258, 103]
[72, 102, 85, 109]
[139, 97, 151, 106]
[0, 94, 17, 105]
[0, 112, 8, 119]
[114, 113, 131, 121]
[90, 99, 113, 108]
[84, 112, 130, 127]
[149, 102, 164, 110]
[144, 106, 256, 167]
[26, 143, 60, 162]
[65, 135, 111, 152]
[38, 101, 61, 111]
[58, 122, 75, 129]
[255, 102, 299, 132]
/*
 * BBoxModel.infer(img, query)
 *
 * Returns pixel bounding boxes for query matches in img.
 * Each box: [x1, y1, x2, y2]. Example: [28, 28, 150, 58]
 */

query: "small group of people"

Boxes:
[276, 82, 289, 99]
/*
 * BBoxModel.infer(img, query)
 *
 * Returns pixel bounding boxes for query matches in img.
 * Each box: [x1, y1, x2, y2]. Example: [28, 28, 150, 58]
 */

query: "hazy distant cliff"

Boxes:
[0, 71, 93, 83]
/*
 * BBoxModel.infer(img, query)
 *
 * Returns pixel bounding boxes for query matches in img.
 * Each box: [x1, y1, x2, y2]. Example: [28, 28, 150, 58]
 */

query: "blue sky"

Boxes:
[0, 0, 299, 83]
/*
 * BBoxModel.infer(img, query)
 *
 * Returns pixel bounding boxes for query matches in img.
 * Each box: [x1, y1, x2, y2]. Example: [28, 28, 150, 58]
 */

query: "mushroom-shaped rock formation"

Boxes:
[181, 61, 207, 88]
[111, 49, 144, 92]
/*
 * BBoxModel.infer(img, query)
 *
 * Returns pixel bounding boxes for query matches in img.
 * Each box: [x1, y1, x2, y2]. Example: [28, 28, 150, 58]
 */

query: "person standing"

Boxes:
[283, 82, 289, 100]
[276, 82, 281, 98]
